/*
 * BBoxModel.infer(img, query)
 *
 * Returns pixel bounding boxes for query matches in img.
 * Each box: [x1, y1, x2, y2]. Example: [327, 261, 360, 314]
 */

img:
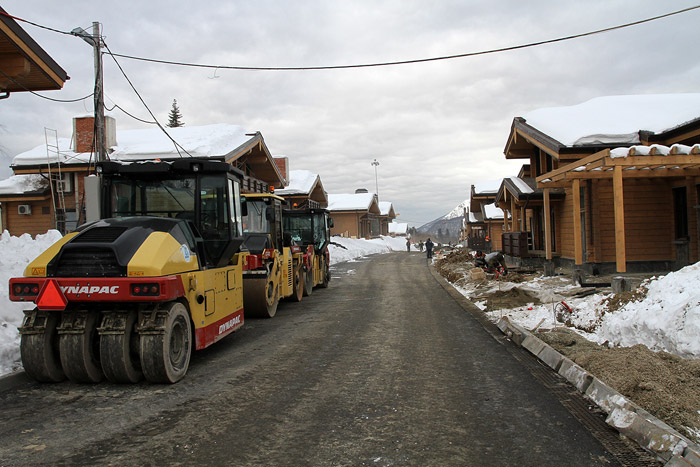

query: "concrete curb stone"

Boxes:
[496, 317, 700, 466]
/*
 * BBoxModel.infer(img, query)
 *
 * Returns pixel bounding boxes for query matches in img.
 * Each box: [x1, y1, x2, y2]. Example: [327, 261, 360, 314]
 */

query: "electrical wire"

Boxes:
[0, 69, 94, 102]
[104, 95, 157, 124]
[107, 4, 700, 71]
[0, 10, 73, 36]
[102, 40, 193, 157]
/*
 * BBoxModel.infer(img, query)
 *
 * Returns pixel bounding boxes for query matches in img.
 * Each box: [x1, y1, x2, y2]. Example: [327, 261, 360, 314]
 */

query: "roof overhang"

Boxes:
[225, 132, 285, 188]
[0, 7, 68, 93]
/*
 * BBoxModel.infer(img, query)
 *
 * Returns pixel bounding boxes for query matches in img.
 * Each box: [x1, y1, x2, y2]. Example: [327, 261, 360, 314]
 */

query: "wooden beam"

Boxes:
[515, 128, 560, 159]
[572, 179, 583, 265]
[537, 180, 569, 189]
[536, 149, 609, 183]
[510, 197, 517, 231]
[613, 166, 626, 273]
[544, 188, 552, 260]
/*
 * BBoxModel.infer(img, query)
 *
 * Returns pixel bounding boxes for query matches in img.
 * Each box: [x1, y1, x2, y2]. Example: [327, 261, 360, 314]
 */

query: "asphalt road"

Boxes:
[0, 252, 654, 466]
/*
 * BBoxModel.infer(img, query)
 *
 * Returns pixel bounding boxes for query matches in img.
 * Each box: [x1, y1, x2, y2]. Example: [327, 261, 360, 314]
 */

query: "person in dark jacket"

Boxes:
[425, 238, 434, 259]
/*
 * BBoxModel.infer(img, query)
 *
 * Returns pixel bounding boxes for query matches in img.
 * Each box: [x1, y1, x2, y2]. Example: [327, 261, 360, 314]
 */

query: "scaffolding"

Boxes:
[45, 128, 66, 233]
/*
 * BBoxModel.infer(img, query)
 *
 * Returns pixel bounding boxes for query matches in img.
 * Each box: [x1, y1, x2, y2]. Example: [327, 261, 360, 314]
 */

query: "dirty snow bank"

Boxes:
[0, 230, 63, 376]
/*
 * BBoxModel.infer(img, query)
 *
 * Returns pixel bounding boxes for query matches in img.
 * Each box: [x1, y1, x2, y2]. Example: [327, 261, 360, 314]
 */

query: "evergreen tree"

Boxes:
[167, 99, 185, 128]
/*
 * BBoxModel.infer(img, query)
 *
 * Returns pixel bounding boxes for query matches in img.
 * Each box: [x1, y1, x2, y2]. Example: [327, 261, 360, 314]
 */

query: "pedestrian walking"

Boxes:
[406, 238, 411, 252]
[419, 241, 424, 252]
[425, 237, 434, 259]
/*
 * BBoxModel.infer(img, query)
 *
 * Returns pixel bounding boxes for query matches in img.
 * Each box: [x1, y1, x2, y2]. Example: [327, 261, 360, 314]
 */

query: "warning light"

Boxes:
[36, 279, 68, 311]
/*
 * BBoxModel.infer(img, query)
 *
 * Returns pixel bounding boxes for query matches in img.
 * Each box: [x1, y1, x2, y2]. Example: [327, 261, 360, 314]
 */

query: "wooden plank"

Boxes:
[536, 149, 609, 183]
[544, 188, 552, 260]
[572, 179, 582, 265]
[613, 166, 626, 272]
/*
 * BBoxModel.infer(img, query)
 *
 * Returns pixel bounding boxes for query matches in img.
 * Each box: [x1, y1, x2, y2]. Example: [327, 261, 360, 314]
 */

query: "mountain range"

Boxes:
[416, 199, 468, 242]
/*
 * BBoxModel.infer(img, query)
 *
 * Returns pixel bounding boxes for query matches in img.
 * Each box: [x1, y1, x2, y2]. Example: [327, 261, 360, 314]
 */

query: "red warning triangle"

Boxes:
[36, 279, 68, 311]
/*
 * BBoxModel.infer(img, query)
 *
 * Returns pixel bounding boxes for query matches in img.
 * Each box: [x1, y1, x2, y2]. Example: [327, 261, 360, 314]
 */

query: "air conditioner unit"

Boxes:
[18, 204, 32, 215]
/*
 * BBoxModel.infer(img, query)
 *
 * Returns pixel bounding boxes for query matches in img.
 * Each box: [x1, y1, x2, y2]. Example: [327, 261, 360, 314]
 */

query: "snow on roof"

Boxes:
[610, 143, 700, 159]
[507, 176, 534, 194]
[388, 221, 408, 235]
[379, 201, 393, 216]
[275, 170, 319, 195]
[523, 94, 700, 147]
[473, 179, 503, 195]
[483, 203, 504, 220]
[12, 123, 254, 166]
[0, 174, 46, 195]
[327, 193, 376, 211]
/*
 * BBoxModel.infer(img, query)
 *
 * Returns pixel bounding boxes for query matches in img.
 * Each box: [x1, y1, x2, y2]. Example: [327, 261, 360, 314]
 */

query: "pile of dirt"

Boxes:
[433, 250, 700, 444]
[474, 287, 541, 311]
[538, 329, 700, 442]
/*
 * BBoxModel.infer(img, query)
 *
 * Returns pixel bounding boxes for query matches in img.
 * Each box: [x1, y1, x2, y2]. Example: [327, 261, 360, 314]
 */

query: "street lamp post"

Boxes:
[371, 159, 379, 199]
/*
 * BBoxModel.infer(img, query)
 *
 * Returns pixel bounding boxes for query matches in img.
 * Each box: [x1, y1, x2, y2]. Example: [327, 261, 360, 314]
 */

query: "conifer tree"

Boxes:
[167, 99, 185, 128]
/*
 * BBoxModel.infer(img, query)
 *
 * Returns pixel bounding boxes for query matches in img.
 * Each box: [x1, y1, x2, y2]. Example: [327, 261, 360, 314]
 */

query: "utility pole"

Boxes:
[92, 22, 107, 163]
[371, 159, 380, 200]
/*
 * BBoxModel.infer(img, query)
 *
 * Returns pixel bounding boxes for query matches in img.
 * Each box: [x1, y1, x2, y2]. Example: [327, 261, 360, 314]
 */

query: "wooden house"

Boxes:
[0, 6, 68, 96]
[275, 168, 328, 209]
[0, 116, 285, 236]
[327, 191, 381, 239]
[466, 179, 508, 252]
[378, 201, 396, 236]
[503, 94, 700, 273]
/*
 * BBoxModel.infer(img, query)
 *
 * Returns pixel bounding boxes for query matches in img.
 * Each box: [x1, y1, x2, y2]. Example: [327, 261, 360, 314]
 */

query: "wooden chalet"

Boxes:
[275, 168, 328, 209]
[378, 201, 397, 236]
[327, 191, 381, 239]
[0, 116, 285, 236]
[503, 94, 700, 274]
[465, 179, 508, 252]
[0, 6, 68, 96]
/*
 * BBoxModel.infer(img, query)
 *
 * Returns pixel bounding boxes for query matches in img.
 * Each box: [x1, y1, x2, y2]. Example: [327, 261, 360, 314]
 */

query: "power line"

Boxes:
[0, 10, 73, 36]
[102, 40, 194, 158]
[107, 4, 700, 71]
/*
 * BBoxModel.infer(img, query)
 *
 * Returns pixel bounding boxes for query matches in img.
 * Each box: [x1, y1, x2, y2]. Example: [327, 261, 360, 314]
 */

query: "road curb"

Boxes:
[497, 317, 700, 467]
[0, 369, 32, 393]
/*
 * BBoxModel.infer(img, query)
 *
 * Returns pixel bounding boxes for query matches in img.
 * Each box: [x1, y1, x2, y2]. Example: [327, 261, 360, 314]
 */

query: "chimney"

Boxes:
[355, 188, 368, 194]
[72, 115, 117, 154]
[273, 156, 289, 185]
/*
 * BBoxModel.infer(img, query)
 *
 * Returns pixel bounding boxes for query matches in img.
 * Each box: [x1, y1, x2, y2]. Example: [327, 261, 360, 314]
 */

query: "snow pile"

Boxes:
[0, 230, 63, 376]
[460, 263, 700, 359]
[329, 235, 407, 264]
[597, 264, 700, 358]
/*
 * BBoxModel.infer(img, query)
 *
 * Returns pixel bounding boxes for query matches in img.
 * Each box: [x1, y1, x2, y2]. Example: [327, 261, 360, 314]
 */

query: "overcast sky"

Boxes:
[2, 1, 700, 227]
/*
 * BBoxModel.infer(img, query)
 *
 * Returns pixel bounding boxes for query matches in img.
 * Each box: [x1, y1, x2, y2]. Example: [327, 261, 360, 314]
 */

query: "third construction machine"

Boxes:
[282, 207, 332, 296]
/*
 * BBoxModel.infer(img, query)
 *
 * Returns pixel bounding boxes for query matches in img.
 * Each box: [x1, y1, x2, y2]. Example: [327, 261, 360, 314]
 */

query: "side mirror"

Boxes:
[328, 218, 334, 228]
[265, 207, 275, 222]
[240, 197, 247, 217]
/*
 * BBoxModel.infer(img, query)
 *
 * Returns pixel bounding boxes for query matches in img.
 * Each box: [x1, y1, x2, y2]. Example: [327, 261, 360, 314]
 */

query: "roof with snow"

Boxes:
[275, 169, 328, 208]
[378, 201, 396, 218]
[0, 174, 46, 195]
[388, 221, 408, 235]
[506, 94, 700, 158]
[327, 193, 380, 213]
[9, 122, 286, 189]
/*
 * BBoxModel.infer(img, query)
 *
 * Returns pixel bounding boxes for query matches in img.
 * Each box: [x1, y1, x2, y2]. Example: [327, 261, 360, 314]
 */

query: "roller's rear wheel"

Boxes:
[244, 274, 280, 318]
[20, 309, 65, 383]
[303, 267, 313, 297]
[291, 263, 303, 302]
[140, 302, 191, 384]
[319, 259, 330, 288]
[100, 310, 143, 383]
[59, 311, 104, 383]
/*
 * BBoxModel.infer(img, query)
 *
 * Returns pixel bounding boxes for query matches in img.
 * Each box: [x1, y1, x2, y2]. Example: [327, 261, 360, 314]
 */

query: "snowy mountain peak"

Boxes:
[442, 199, 469, 220]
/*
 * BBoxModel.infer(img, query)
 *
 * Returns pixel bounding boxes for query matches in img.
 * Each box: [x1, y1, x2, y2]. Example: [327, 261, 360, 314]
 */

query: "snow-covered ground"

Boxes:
[0, 231, 408, 377]
[451, 262, 700, 359]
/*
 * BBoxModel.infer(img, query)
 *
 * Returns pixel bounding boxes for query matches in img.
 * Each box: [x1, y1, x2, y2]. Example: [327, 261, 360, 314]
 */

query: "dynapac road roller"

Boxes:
[240, 193, 304, 318]
[282, 208, 332, 296]
[10, 159, 249, 384]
